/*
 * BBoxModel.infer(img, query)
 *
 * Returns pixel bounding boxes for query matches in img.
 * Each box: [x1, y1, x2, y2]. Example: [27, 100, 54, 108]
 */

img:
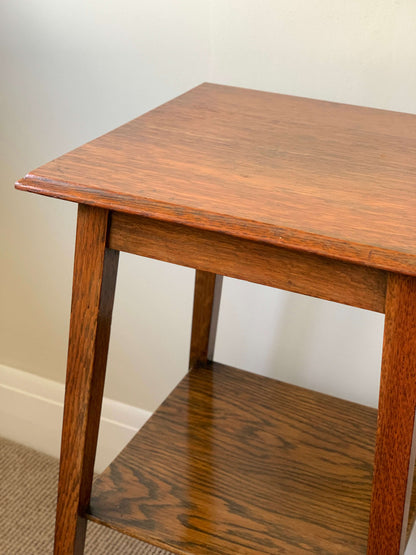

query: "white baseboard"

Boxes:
[0, 364, 151, 473]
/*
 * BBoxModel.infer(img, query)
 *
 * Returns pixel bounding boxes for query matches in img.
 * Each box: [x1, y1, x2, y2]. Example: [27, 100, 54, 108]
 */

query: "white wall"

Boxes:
[0, 0, 209, 409]
[210, 0, 416, 112]
[1, 1, 415, 412]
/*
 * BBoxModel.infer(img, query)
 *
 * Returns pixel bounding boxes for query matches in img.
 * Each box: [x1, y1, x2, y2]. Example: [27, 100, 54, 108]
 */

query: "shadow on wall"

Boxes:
[267, 293, 318, 384]
[214, 277, 384, 409]
[268, 292, 384, 408]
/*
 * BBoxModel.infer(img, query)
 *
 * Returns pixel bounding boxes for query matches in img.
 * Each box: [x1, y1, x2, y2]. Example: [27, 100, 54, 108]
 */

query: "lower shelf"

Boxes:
[87, 362, 416, 554]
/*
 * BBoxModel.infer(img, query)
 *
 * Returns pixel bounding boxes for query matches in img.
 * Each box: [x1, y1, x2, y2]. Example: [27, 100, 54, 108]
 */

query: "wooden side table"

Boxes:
[16, 83, 416, 554]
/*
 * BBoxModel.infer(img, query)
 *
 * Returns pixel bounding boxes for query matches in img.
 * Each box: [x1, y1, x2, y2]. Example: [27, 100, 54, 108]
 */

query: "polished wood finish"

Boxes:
[109, 212, 387, 313]
[368, 274, 416, 554]
[86, 363, 415, 554]
[16, 83, 416, 277]
[189, 271, 223, 370]
[15, 84, 416, 553]
[54, 205, 119, 554]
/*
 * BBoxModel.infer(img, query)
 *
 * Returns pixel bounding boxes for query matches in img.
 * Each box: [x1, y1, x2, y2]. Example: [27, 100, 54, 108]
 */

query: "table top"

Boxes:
[16, 83, 416, 276]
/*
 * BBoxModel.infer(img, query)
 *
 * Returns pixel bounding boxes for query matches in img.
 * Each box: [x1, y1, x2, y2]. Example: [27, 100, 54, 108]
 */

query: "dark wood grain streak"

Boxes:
[87, 363, 416, 554]
[109, 212, 387, 313]
[54, 205, 119, 554]
[368, 274, 416, 554]
[189, 271, 223, 370]
[15, 83, 416, 277]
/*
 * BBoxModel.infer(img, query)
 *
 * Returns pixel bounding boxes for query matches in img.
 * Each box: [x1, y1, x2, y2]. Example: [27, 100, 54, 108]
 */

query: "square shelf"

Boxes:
[87, 363, 414, 554]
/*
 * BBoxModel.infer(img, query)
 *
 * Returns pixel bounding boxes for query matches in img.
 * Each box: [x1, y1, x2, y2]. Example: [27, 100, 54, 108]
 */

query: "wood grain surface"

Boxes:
[109, 212, 387, 313]
[368, 274, 416, 554]
[87, 363, 413, 555]
[54, 205, 119, 554]
[16, 83, 416, 276]
[16, 83, 416, 553]
[189, 271, 223, 370]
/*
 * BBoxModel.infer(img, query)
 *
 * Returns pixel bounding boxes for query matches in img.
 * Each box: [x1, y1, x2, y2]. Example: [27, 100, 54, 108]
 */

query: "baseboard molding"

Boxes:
[0, 364, 151, 472]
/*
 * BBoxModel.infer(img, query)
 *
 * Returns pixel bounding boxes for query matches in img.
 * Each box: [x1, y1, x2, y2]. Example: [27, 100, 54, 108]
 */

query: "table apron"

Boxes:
[108, 211, 387, 314]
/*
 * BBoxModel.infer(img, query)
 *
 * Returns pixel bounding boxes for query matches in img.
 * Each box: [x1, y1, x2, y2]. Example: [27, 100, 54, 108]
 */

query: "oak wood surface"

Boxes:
[368, 274, 416, 554]
[16, 83, 416, 276]
[189, 271, 223, 370]
[87, 362, 408, 555]
[54, 205, 119, 554]
[109, 212, 387, 313]
[16, 83, 416, 554]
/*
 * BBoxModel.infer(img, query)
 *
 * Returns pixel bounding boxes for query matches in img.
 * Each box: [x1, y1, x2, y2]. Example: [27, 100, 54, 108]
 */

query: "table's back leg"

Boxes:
[368, 273, 416, 554]
[189, 270, 223, 369]
[54, 205, 119, 554]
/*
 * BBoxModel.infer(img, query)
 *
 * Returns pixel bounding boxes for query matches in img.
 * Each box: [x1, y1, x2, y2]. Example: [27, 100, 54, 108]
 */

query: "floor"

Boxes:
[0, 436, 170, 554]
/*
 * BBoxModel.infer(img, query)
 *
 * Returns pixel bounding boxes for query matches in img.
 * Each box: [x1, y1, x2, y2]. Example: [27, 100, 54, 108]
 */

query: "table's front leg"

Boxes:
[54, 205, 119, 554]
[368, 273, 416, 554]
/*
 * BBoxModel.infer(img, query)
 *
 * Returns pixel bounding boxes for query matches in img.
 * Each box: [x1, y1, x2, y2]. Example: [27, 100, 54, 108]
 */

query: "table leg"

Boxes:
[189, 270, 222, 369]
[368, 273, 416, 554]
[54, 205, 119, 554]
